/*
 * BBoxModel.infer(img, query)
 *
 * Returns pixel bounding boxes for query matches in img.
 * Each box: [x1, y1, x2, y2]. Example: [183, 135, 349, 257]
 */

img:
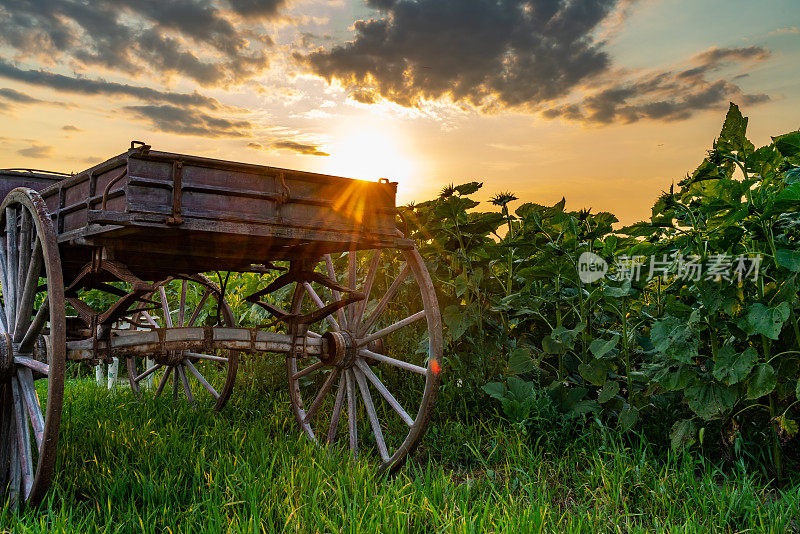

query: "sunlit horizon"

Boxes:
[0, 0, 797, 224]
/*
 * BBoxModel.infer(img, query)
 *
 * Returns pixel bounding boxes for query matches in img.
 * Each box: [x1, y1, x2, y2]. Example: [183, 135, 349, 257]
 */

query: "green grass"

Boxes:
[2, 379, 798, 533]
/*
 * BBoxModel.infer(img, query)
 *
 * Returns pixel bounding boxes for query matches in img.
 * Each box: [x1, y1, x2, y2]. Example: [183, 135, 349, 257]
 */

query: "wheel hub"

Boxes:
[154, 350, 186, 366]
[321, 330, 358, 368]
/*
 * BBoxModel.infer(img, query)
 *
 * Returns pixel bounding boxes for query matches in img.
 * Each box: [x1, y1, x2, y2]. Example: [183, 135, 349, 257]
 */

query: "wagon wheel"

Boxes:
[0, 188, 65, 508]
[125, 274, 238, 411]
[287, 246, 442, 472]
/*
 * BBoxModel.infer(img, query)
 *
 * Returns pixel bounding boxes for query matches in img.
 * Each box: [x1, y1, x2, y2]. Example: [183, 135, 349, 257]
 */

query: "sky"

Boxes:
[0, 0, 798, 224]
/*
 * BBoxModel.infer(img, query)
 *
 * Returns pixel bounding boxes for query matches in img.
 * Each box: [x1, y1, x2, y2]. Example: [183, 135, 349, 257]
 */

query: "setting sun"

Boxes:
[323, 125, 417, 196]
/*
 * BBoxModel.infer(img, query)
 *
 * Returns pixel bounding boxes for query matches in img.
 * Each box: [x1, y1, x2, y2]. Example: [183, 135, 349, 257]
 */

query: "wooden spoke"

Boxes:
[14, 356, 49, 376]
[302, 368, 340, 424]
[5, 206, 18, 330]
[177, 364, 195, 407]
[0, 297, 7, 334]
[303, 282, 340, 331]
[184, 359, 220, 399]
[345, 369, 358, 458]
[178, 280, 187, 327]
[8, 410, 20, 505]
[11, 376, 34, 499]
[354, 359, 414, 427]
[353, 250, 381, 330]
[142, 310, 159, 328]
[154, 366, 172, 397]
[359, 349, 427, 375]
[134, 363, 161, 383]
[324, 254, 347, 329]
[19, 297, 48, 353]
[16, 208, 31, 312]
[292, 360, 324, 380]
[159, 286, 173, 328]
[357, 263, 411, 337]
[0, 242, 10, 333]
[17, 367, 45, 452]
[184, 352, 228, 363]
[186, 289, 210, 327]
[353, 367, 390, 462]
[358, 310, 426, 346]
[347, 250, 357, 326]
[13, 240, 42, 343]
[326, 374, 346, 446]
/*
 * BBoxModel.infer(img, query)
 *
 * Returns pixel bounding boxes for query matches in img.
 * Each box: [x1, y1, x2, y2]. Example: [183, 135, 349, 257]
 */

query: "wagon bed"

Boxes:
[39, 142, 407, 281]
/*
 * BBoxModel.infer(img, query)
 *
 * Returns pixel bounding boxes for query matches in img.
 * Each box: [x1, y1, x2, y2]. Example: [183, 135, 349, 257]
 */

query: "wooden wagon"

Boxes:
[0, 142, 442, 507]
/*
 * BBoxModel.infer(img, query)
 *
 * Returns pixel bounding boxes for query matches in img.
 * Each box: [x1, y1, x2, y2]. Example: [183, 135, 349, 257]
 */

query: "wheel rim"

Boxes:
[0, 188, 65, 507]
[126, 274, 238, 411]
[287, 247, 442, 471]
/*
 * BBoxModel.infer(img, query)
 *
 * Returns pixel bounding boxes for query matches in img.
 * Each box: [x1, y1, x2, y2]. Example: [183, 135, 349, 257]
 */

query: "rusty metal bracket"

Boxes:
[66, 256, 155, 296]
[244, 258, 364, 327]
[166, 160, 184, 225]
[290, 323, 309, 360]
[276, 171, 291, 205]
[245, 260, 359, 304]
[253, 294, 363, 327]
[130, 140, 151, 152]
[100, 168, 128, 211]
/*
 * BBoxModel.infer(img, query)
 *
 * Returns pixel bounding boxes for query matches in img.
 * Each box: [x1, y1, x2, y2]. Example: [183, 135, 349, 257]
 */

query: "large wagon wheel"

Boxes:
[287, 246, 442, 472]
[125, 274, 238, 411]
[0, 188, 65, 507]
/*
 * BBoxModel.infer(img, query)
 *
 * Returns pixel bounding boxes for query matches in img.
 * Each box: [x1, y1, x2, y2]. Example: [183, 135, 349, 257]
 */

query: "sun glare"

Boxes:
[323, 127, 416, 191]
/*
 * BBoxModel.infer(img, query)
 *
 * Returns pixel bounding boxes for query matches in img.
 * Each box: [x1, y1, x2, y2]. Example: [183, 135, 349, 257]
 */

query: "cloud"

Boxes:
[62, 124, 82, 132]
[769, 26, 798, 36]
[298, 0, 618, 109]
[247, 142, 264, 149]
[543, 46, 771, 124]
[18, 144, 54, 158]
[0, 0, 288, 87]
[350, 90, 377, 104]
[299, 3, 775, 125]
[228, 0, 289, 19]
[123, 104, 254, 137]
[272, 140, 330, 156]
[0, 60, 223, 110]
[0, 60, 257, 138]
[0, 87, 42, 103]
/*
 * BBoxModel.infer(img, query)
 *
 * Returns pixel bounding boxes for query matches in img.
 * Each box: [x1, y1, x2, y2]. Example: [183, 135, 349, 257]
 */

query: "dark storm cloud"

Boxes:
[301, 2, 774, 124]
[0, 0, 286, 87]
[0, 60, 222, 109]
[299, 0, 618, 108]
[543, 47, 771, 124]
[0, 87, 42, 103]
[17, 144, 54, 158]
[350, 90, 377, 104]
[272, 140, 329, 156]
[124, 104, 254, 137]
[228, 0, 289, 19]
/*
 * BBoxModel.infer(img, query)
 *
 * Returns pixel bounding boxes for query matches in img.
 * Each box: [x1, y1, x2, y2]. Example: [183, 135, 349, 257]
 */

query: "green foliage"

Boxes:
[401, 103, 800, 476]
